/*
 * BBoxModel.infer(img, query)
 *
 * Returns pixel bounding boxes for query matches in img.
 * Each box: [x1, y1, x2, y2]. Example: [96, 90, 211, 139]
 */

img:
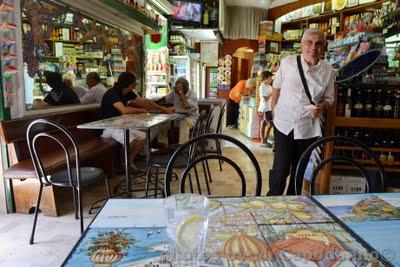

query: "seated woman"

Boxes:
[158, 77, 199, 145]
[100, 72, 174, 164]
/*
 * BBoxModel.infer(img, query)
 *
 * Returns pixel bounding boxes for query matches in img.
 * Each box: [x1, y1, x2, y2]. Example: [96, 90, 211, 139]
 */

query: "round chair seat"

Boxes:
[50, 167, 104, 187]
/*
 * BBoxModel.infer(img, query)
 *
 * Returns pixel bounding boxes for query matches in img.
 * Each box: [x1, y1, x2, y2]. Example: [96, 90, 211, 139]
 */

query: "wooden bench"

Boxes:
[0, 106, 119, 216]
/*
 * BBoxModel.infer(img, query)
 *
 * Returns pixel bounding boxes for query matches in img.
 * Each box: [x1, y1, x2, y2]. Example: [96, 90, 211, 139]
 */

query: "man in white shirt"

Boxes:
[267, 28, 334, 196]
[80, 72, 107, 104]
[158, 77, 199, 144]
[258, 71, 274, 147]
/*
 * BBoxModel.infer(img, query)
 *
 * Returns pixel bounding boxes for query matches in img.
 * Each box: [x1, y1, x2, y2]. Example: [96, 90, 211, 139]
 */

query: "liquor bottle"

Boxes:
[352, 130, 361, 159]
[363, 89, 373, 118]
[393, 90, 400, 119]
[344, 87, 352, 118]
[375, 89, 383, 118]
[361, 131, 372, 160]
[210, 1, 219, 28]
[353, 89, 364, 117]
[383, 89, 394, 118]
[203, 3, 209, 27]
[337, 89, 345, 116]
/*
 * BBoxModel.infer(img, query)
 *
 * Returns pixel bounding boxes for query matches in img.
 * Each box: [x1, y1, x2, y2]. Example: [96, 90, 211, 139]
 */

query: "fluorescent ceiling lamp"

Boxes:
[147, 0, 173, 15]
[178, 29, 218, 41]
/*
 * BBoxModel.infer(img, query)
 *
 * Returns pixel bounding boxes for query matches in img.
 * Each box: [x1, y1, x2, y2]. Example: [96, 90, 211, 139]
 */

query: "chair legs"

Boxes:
[77, 188, 84, 234]
[29, 185, 43, 245]
[72, 188, 79, 220]
[88, 175, 112, 215]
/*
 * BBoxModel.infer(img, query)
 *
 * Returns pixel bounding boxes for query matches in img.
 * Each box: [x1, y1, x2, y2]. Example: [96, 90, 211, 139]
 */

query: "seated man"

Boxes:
[80, 72, 107, 104]
[158, 77, 199, 145]
[100, 72, 174, 164]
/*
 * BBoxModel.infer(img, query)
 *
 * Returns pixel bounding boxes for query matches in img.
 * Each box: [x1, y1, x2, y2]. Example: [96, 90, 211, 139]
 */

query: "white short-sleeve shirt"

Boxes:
[165, 89, 199, 119]
[273, 55, 334, 140]
[258, 83, 272, 112]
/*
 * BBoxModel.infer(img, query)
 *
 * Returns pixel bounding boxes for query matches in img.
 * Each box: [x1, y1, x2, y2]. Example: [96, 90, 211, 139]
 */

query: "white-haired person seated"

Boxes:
[157, 77, 199, 145]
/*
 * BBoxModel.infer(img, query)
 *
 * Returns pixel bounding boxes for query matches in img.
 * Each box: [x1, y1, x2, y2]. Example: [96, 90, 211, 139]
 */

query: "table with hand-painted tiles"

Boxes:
[62, 195, 399, 266]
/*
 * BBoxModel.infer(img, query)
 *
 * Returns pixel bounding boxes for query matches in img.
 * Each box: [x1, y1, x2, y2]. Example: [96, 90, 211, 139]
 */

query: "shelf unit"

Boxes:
[100, 0, 161, 31]
[279, 0, 385, 50]
[320, 81, 400, 193]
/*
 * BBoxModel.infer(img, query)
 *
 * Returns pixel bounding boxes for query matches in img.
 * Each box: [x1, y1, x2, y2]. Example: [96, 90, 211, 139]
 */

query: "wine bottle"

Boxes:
[393, 90, 400, 119]
[375, 89, 383, 118]
[363, 89, 373, 118]
[344, 87, 352, 117]
[337, 90, 345, 116]
[203, 3, 209, 27]
[383, 89, 394, 118]
[353, 89, 364, 117]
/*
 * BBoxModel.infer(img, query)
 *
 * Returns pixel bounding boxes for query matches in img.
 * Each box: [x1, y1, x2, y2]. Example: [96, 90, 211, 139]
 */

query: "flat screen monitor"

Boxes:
[172, 1, 203, 23]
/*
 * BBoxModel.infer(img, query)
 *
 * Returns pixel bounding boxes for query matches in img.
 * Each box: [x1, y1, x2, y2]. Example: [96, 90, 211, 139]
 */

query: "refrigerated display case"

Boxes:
[145, 47, 169, 98]
[170, 55, 202, 97]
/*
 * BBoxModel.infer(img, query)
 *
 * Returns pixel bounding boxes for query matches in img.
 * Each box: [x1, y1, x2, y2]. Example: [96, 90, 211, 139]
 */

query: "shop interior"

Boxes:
[0, 0, 400, 265]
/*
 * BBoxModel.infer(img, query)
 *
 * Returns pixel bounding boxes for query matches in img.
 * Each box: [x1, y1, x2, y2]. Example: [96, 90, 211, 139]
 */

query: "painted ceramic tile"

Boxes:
[204, 224, 274, 267]
[244, 196, 333, 225]
[259, 223, 383, 267]
[64, 227, 170, 267]
[210, 198, 256, 226]
[314, 193, 400, 222]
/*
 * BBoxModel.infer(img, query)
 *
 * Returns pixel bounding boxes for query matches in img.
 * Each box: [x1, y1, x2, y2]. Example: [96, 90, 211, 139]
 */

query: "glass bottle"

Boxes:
[210, 1, 218, 28]
[344, 87, 352, 118]
[393, 90, 400, 119]
[383, 89, 393, 119]
[337, 90, 345, 116]
[375, 89, 383, 118]
[203, 3, 209, 27]
[363, 89, 373, 118]
[353, 89, 364, 117]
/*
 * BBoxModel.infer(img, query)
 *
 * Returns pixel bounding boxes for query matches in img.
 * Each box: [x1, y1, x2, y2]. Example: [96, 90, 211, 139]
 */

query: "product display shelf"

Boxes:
[280, 0, 385, 44]
[100, 0, 160, 31]
[324, 80, 400, 192]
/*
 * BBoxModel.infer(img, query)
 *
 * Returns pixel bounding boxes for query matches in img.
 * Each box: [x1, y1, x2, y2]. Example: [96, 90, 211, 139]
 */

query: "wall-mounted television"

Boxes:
[172, 0, 203, 23]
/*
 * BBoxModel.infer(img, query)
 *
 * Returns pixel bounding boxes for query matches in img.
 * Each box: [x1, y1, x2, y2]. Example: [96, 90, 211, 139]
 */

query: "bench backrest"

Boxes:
[0, 106, 101, 164]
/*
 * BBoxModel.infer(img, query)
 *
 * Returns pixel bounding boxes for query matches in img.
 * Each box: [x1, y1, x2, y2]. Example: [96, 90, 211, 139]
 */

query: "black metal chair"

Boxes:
[208, 103, 226, 171]
[294, 135, 386, 195]
[144, 110, 208, 198]
[164, 133, 263, 197]
[26, 119, 111, 244]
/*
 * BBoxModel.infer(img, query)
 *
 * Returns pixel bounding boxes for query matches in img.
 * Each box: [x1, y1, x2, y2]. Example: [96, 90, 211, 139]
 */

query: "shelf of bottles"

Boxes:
[335, 79, 400, 172]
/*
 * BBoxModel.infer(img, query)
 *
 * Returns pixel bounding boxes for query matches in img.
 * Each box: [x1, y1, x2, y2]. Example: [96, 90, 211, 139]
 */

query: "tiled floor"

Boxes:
[0, 129, 275, 267]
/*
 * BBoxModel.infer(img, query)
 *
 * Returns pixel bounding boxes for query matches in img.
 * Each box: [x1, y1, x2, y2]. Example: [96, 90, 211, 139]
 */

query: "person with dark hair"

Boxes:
[80, 72, 106, 104]
[100, 72, 174, 163]
[157, 77, 199, 144]
[258, 71, 274, 148]
[37, 71, 80, 108]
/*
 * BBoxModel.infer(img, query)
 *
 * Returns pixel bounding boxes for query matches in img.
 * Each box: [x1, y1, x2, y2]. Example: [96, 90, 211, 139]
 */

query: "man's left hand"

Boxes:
[309, 103, 324, 118]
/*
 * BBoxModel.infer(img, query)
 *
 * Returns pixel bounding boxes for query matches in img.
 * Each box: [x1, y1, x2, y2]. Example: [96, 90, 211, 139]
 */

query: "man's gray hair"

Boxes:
[301, 28, 326, 43]
[176, 76, 190, 91]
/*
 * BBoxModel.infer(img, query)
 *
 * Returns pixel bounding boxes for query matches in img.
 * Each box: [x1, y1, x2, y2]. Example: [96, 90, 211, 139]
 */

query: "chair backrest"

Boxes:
[294, 135, 386, 195]
[204, 106, 215, 134]
[26, 119, 81, 187]
[216, 103, 226, 134]
[164, 133, 263, 197]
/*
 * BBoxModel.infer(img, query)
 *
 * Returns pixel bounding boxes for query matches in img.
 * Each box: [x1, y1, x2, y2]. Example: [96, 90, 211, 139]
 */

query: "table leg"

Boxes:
[145, 129, 151, 171]
[124, 129, 132, 198]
